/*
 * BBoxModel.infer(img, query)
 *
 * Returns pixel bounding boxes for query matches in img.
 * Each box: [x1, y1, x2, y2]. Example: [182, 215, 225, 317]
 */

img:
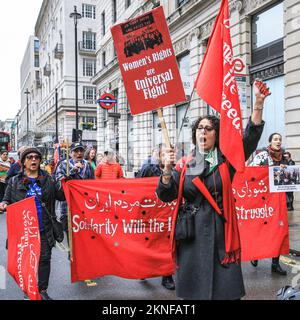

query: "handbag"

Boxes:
[33, 190, 64, 243]
[175, 204, 196, 241]
[173, 159, 196, 241]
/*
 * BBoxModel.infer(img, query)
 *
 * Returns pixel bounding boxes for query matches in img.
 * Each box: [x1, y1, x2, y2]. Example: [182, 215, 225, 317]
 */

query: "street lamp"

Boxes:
[24, 88, 30, 145]
[70, 5, 82, 132]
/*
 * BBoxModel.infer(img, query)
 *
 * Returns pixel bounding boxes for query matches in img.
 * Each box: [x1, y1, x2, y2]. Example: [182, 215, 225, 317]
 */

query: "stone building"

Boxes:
[92, 0, 300, 175]
[34, 0, 98, 148]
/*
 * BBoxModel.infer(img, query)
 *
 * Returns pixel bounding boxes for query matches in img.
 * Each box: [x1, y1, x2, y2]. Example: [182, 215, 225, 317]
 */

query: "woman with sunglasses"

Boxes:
[0, 147, 64, 300]
[156, 81, 270, 300]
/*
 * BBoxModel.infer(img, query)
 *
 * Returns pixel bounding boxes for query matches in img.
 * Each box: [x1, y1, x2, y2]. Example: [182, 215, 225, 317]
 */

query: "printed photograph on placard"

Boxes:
[269, 165, 300, 193]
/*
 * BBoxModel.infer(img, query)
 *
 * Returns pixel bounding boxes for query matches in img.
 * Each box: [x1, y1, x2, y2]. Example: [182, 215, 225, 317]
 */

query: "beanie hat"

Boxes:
[20, 147, 42, 164]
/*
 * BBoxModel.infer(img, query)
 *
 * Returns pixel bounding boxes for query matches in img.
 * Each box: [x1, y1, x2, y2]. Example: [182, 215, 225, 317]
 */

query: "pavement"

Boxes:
[0, 201, 299, 300]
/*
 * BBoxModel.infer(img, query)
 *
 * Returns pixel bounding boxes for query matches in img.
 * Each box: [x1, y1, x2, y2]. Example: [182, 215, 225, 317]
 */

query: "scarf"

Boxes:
[267, 146, 282, 163]
[171, 158, 241, 265]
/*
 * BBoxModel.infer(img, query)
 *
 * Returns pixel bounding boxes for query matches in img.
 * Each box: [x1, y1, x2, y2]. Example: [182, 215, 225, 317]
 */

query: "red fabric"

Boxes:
[63, 178, 175, 282]
[111, 6, 186, 115]
[192, 163, 241, 264]
[95, 161, 124, 180]
[6, 197, 41, 300]
[194, 0, 245, 172]
[233, 167, 289, 261]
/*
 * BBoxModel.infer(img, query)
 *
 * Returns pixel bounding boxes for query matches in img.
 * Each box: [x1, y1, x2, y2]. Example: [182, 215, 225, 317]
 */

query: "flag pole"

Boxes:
[65, 139, 73, 262]
[157, 108, 172, 148]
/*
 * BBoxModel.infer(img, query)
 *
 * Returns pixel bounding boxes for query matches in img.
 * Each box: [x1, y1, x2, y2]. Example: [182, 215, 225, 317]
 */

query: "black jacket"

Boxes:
[2, 170, 65, 248]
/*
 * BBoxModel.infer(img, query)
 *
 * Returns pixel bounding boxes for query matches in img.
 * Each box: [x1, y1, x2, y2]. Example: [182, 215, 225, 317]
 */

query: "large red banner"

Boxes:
[194, 0, 245, 172]
[63, 178, 176, 282]
[111, 6, 186, 115]
[6, 197, 41, 300]
[233, 167, 289, 261]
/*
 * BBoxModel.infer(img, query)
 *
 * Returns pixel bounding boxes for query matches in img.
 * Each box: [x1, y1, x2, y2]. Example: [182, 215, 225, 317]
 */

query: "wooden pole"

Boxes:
[157, 108, 171, 148]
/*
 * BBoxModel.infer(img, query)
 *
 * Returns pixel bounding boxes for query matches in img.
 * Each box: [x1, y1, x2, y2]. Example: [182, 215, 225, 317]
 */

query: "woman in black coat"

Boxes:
[156, 82, 269, 300]
[0, 147, 65, 300]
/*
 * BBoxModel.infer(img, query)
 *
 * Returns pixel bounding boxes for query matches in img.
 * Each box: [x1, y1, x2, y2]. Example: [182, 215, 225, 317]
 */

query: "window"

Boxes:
[83, 31, 96, 50]
[252, 2, 283, 49]
[102, 51, 106, 67]
[82, 4, 96, 19]
[127, 113, 134, 171]
[81, 116, 97, 130]
[83, 86, 96, 102]
[34, 54, 40, 68]
[125, 0, 131, 9]
[83, 59, 96, 76]
[101, 11, 106, 36]
[177, 53, 191, 96]
[112, 0, 117, 23]
[34, 40, 40, 52]
[176, 104, 191, 158]
[152, 111, 162, 148]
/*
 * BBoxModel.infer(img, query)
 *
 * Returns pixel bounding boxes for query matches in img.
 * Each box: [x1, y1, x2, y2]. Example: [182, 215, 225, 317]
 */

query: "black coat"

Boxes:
[2, 171, 65, 248]
[156, 119, 265, 300]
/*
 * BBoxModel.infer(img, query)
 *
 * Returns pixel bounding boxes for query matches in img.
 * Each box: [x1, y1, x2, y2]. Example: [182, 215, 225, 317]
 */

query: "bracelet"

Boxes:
[254, 107, 263, 110]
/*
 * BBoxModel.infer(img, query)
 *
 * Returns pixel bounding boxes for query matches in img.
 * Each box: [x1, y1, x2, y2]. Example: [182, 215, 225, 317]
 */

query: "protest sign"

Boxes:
[111, 6, 186, 115]
[269, 165, 300, 193]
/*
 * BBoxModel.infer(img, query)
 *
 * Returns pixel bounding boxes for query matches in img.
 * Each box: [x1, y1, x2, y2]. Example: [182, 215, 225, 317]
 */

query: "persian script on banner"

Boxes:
[232, 167, 289, 261]
[6, 197, 41, 300]
[111, 6, 186, 115]
[63, 178, 176, 282]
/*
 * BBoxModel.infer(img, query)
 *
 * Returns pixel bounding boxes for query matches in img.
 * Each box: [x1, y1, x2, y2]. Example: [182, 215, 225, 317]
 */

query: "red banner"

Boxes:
[233, 167, 289, 261]
[63, 178, 175, 282]
[194, 0, 245, 172]
[111, 6, 186, 115]
[6, 197, 41, 300]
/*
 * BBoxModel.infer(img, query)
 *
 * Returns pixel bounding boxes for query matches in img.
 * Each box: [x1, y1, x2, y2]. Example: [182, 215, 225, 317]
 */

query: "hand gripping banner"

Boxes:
[63, 178, 176, 282]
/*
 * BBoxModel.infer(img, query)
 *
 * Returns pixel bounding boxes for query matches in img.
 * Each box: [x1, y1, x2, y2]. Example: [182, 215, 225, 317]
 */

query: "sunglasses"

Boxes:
[197, 125, 214, 132]
[26, 154, 41, 161]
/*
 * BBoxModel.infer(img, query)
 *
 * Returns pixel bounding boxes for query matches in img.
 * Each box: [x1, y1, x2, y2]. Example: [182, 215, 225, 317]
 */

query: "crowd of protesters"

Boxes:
[0, 79, 298, 300]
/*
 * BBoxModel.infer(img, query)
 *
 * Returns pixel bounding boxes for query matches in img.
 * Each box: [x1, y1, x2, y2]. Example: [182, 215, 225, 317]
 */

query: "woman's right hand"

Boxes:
[163, 147, 176, 172]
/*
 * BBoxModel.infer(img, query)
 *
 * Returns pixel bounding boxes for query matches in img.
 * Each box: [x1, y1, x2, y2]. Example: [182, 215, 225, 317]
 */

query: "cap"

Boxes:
[70, 142, 85, 152]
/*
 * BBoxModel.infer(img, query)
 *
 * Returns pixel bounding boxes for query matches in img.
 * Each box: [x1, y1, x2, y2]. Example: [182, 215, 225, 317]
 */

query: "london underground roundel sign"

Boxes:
[97, 93, 117, 110]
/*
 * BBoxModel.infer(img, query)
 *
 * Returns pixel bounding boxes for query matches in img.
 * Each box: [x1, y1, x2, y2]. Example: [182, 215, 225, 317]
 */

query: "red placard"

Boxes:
[232, 167, 289, 261]
[6, 197, 41, 300]
[111, 6, 186, 115]
[63, 177, 175, 282]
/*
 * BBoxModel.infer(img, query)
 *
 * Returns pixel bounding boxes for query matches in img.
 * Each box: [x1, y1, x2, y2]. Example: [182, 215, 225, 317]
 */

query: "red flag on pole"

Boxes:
[6, 197, 41, 300]
[194, 0, 245, 172]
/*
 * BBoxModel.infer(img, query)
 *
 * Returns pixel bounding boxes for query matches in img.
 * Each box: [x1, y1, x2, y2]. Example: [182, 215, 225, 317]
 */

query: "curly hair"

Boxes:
[191, 115, 220, 148]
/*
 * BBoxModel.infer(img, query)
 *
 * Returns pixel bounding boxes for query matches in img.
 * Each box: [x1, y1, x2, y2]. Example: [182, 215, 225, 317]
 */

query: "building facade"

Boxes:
[34, 0, 98, 147]
[92, 0, 300, 175]
[19, 36, 41, 147]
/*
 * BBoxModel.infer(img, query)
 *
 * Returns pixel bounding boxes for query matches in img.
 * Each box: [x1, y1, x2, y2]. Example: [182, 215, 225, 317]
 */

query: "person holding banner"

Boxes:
[0, 147, 65, 300]
[250, 132, 289, 275]
[156, 82, 269, 300]
[137, 143, 175, 291]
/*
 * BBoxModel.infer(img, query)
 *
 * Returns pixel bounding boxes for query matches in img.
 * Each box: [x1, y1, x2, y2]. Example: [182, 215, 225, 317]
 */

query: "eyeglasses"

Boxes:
[197, 125, 214, 132]
[26, 154, 41, 161]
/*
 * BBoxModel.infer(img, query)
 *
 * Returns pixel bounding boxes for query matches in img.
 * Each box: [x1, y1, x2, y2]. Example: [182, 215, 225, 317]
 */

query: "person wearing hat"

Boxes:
[55, 142, 96, 286]
[0, 147, 65, 300]
[5, 146, 28, 183]
[0, 149, 10, 202]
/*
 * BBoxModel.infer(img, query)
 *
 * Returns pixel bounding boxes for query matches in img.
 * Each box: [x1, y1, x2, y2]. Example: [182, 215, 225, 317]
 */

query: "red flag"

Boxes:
[233, 167, 289, 261]
[6, 197, 41, 300]
[194, 0, 245, 172]
[63, 178, 175, 282]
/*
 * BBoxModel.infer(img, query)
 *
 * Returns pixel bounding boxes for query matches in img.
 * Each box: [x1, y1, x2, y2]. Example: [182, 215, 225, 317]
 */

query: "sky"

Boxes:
[0, 0, 43, 121]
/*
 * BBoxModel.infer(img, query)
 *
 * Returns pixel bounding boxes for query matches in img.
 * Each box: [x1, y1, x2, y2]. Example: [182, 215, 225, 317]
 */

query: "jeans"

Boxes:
[38, 232, 52, 291]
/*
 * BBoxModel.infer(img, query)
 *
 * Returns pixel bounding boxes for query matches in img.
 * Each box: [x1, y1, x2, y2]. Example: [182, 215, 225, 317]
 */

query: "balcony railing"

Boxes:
[54, 43, 64, 59]
[43, 63, 51, 77]
[78, 41, 96, 56]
